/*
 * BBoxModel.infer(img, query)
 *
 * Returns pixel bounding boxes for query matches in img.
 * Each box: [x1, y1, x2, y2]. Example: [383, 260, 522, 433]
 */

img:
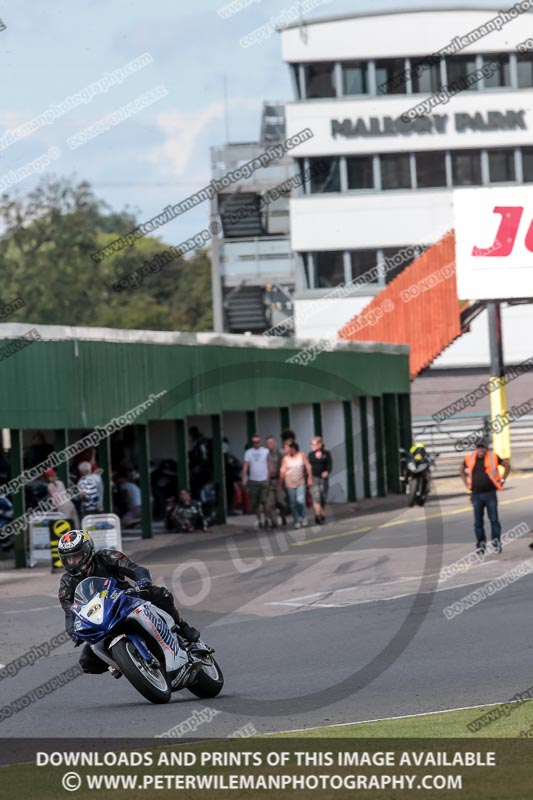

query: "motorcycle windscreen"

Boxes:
[74, 576, 110, 603]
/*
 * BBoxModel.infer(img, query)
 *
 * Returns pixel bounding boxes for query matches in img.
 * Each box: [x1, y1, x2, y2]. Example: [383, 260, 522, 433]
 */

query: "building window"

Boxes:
[297, 159, 309, 192]
[380, 153, 412, 190]
[302, 253, 312, 287]
[410, 57, 442, 94]
[482, 53, 510, 88]
[349, 250, 379, 282]
[416, 151, 447, 188]
[523, 147, 533, 182]
[517, 52, 533, 88]
[382, 245, 425, 284]
[291, 64, 303, 99]
[452, 150, 482, 185]
[445, 55, 479, 91]
[346, 156, 374, 190]
[375, 58, 408, 94]
[488, 149, 516, 183]
[308, 157, 340, 193]
[314, 251, 345, 288]
[304, 62, 336, 98]
[341, 61, 368, 95]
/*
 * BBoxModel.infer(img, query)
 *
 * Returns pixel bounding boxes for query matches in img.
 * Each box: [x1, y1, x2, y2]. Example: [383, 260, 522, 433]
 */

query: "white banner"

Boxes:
[453, 185, 533, 300]
[28, 513, 122, 568]
[81, 513, 122, 551]
[28, 513, 73, 568]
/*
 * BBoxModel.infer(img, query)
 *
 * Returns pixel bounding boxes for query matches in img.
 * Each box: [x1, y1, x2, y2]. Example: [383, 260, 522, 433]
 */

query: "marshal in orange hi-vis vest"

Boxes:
[464, 451, 503, 491]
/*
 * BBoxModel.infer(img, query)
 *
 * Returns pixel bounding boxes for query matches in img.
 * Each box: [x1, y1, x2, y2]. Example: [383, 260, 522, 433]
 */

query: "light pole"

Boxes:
[210, 194, 224, 333]
[487, 301, 511, 459]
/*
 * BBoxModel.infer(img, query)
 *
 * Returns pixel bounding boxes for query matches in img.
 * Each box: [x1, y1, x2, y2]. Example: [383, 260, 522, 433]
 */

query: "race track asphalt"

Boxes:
[2, 461, 533, 742]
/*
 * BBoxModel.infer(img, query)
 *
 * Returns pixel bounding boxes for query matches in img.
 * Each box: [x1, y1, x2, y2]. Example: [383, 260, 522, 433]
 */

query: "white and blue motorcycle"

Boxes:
[71, 576, 223, 704]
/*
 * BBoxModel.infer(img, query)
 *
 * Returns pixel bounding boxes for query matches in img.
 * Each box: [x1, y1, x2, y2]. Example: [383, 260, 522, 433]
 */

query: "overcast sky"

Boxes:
[0, 0, 500, 245]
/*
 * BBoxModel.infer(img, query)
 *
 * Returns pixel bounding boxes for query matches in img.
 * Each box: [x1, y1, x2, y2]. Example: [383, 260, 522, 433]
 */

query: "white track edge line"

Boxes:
[270, 697, 533, 735]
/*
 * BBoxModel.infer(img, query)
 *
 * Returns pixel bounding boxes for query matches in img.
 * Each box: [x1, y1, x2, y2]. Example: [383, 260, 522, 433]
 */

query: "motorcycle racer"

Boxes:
[57, 530, 200, 674]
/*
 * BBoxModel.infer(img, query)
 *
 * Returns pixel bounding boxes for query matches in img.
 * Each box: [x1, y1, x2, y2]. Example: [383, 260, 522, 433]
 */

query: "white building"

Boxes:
[280, 6, 533, 381]
[210, 103, 296, 334]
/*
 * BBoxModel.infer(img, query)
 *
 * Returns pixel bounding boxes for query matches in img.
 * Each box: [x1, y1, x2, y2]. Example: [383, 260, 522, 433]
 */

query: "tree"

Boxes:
[0, 176, 213, 331]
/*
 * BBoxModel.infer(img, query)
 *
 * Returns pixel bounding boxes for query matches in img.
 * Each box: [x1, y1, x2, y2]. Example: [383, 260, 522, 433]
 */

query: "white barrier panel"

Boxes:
[81, 513, 122, 551]
[454, 185, 533, 301]
[29, 513, 71, 568]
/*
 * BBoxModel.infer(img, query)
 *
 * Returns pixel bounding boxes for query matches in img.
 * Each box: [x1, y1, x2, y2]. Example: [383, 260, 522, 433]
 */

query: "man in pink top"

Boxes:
[278, 439, 313, 529]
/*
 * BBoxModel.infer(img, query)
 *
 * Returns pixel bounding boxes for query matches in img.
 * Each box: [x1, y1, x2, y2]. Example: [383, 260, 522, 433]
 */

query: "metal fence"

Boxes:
[412, 413, 533, 458]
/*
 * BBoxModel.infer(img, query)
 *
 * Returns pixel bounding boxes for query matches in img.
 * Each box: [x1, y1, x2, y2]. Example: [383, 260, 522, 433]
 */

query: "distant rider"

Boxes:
[176, 488, 207, 532]
[57, 530, 200, 674]
[400, 441, 429, 483]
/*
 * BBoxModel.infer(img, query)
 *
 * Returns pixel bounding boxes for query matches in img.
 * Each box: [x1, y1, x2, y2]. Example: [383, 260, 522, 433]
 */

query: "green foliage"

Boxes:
[0, 176, 213, 331]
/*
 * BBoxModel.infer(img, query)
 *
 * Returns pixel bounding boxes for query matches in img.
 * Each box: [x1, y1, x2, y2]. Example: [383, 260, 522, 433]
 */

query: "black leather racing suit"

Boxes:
[58, 549, 182, 674]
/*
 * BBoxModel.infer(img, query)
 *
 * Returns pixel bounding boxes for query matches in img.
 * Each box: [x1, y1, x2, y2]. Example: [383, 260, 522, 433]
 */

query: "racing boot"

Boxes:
[178, 619, 201, 642]
[170, 614, 200, 643]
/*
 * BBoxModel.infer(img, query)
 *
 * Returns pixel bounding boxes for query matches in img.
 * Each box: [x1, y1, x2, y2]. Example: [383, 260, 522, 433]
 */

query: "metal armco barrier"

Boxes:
[412, 413, 533, 457]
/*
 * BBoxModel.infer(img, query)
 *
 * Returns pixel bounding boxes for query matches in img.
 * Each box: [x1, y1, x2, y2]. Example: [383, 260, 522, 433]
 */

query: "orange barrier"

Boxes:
[338, 231, 463, 378]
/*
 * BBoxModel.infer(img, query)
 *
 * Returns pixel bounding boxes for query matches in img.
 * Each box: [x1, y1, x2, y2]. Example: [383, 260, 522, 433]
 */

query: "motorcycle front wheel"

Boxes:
[418, 477, 430, 506]
[112, 639, 171, 704]
[188, 656, 224, 699]
[407, 479, 418, 508]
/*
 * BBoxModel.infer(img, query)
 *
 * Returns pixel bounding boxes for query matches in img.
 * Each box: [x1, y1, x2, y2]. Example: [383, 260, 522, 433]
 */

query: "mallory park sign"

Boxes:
[331, 110, 527, 138]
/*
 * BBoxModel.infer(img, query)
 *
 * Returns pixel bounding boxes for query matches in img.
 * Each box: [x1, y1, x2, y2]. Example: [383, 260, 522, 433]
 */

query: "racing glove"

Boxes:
[134, 578, 152, 591]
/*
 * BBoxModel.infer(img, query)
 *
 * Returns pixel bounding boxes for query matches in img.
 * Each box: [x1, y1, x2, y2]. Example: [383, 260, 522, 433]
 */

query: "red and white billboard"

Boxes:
[453, 186, 533, 301]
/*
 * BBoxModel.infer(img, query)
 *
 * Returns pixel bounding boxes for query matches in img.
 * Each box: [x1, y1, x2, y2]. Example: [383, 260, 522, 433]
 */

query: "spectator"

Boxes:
[72, 444, 99, 475]
[188, 426, 212, 500]
[45, 469, 79, 528]
[265, 435, 288, 527]
[223, 437, 242, 514]
[0, 450, 10, 488]
[281, 429, 299, 451]
[24, 432, 53, 469]
[151, 459, 178, 521]
[279, 439, 313, 529]
[308, 436, 333, 525]
[459, 438, 510, 554]
[242, 434, 270, 529]
[77, 461, 103, 516]
[116, 471, 142, 529]
[175, 488, 207, 532]
[0, 495, 13, 528]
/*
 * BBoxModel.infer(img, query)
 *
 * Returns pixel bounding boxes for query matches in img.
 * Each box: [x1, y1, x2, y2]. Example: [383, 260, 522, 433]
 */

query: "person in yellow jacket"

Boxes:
[459, 438, 510, 554]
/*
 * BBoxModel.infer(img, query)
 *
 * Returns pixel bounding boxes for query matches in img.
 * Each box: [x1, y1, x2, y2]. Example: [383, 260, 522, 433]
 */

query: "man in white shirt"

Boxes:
[242, 434, 270, 528]
[77, 461, 103, 515]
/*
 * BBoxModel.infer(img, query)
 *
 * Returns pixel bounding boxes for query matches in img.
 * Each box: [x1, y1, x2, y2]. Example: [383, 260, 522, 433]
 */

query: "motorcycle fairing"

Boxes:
[72, 579, 145, 644]
[130, 603, 188, 674]
[71, 577, 188, 675]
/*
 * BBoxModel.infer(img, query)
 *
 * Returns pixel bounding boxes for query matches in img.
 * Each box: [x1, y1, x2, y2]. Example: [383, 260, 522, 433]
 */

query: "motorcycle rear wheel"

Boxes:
[112, 639, 171, 704]
[188, 657, 224, 699]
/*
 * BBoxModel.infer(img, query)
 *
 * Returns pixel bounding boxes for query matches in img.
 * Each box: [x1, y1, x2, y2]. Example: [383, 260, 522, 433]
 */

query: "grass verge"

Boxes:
[272, 698, 533, 738]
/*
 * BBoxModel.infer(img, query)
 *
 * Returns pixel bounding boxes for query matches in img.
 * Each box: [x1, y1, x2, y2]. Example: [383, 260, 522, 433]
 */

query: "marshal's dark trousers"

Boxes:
[472, 490, 501, 548]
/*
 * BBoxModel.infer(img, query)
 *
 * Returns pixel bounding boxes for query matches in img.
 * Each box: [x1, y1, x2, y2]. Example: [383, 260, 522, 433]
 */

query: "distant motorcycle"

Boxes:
[71, 576, 223, 704]
[399, 447, 438, 507]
